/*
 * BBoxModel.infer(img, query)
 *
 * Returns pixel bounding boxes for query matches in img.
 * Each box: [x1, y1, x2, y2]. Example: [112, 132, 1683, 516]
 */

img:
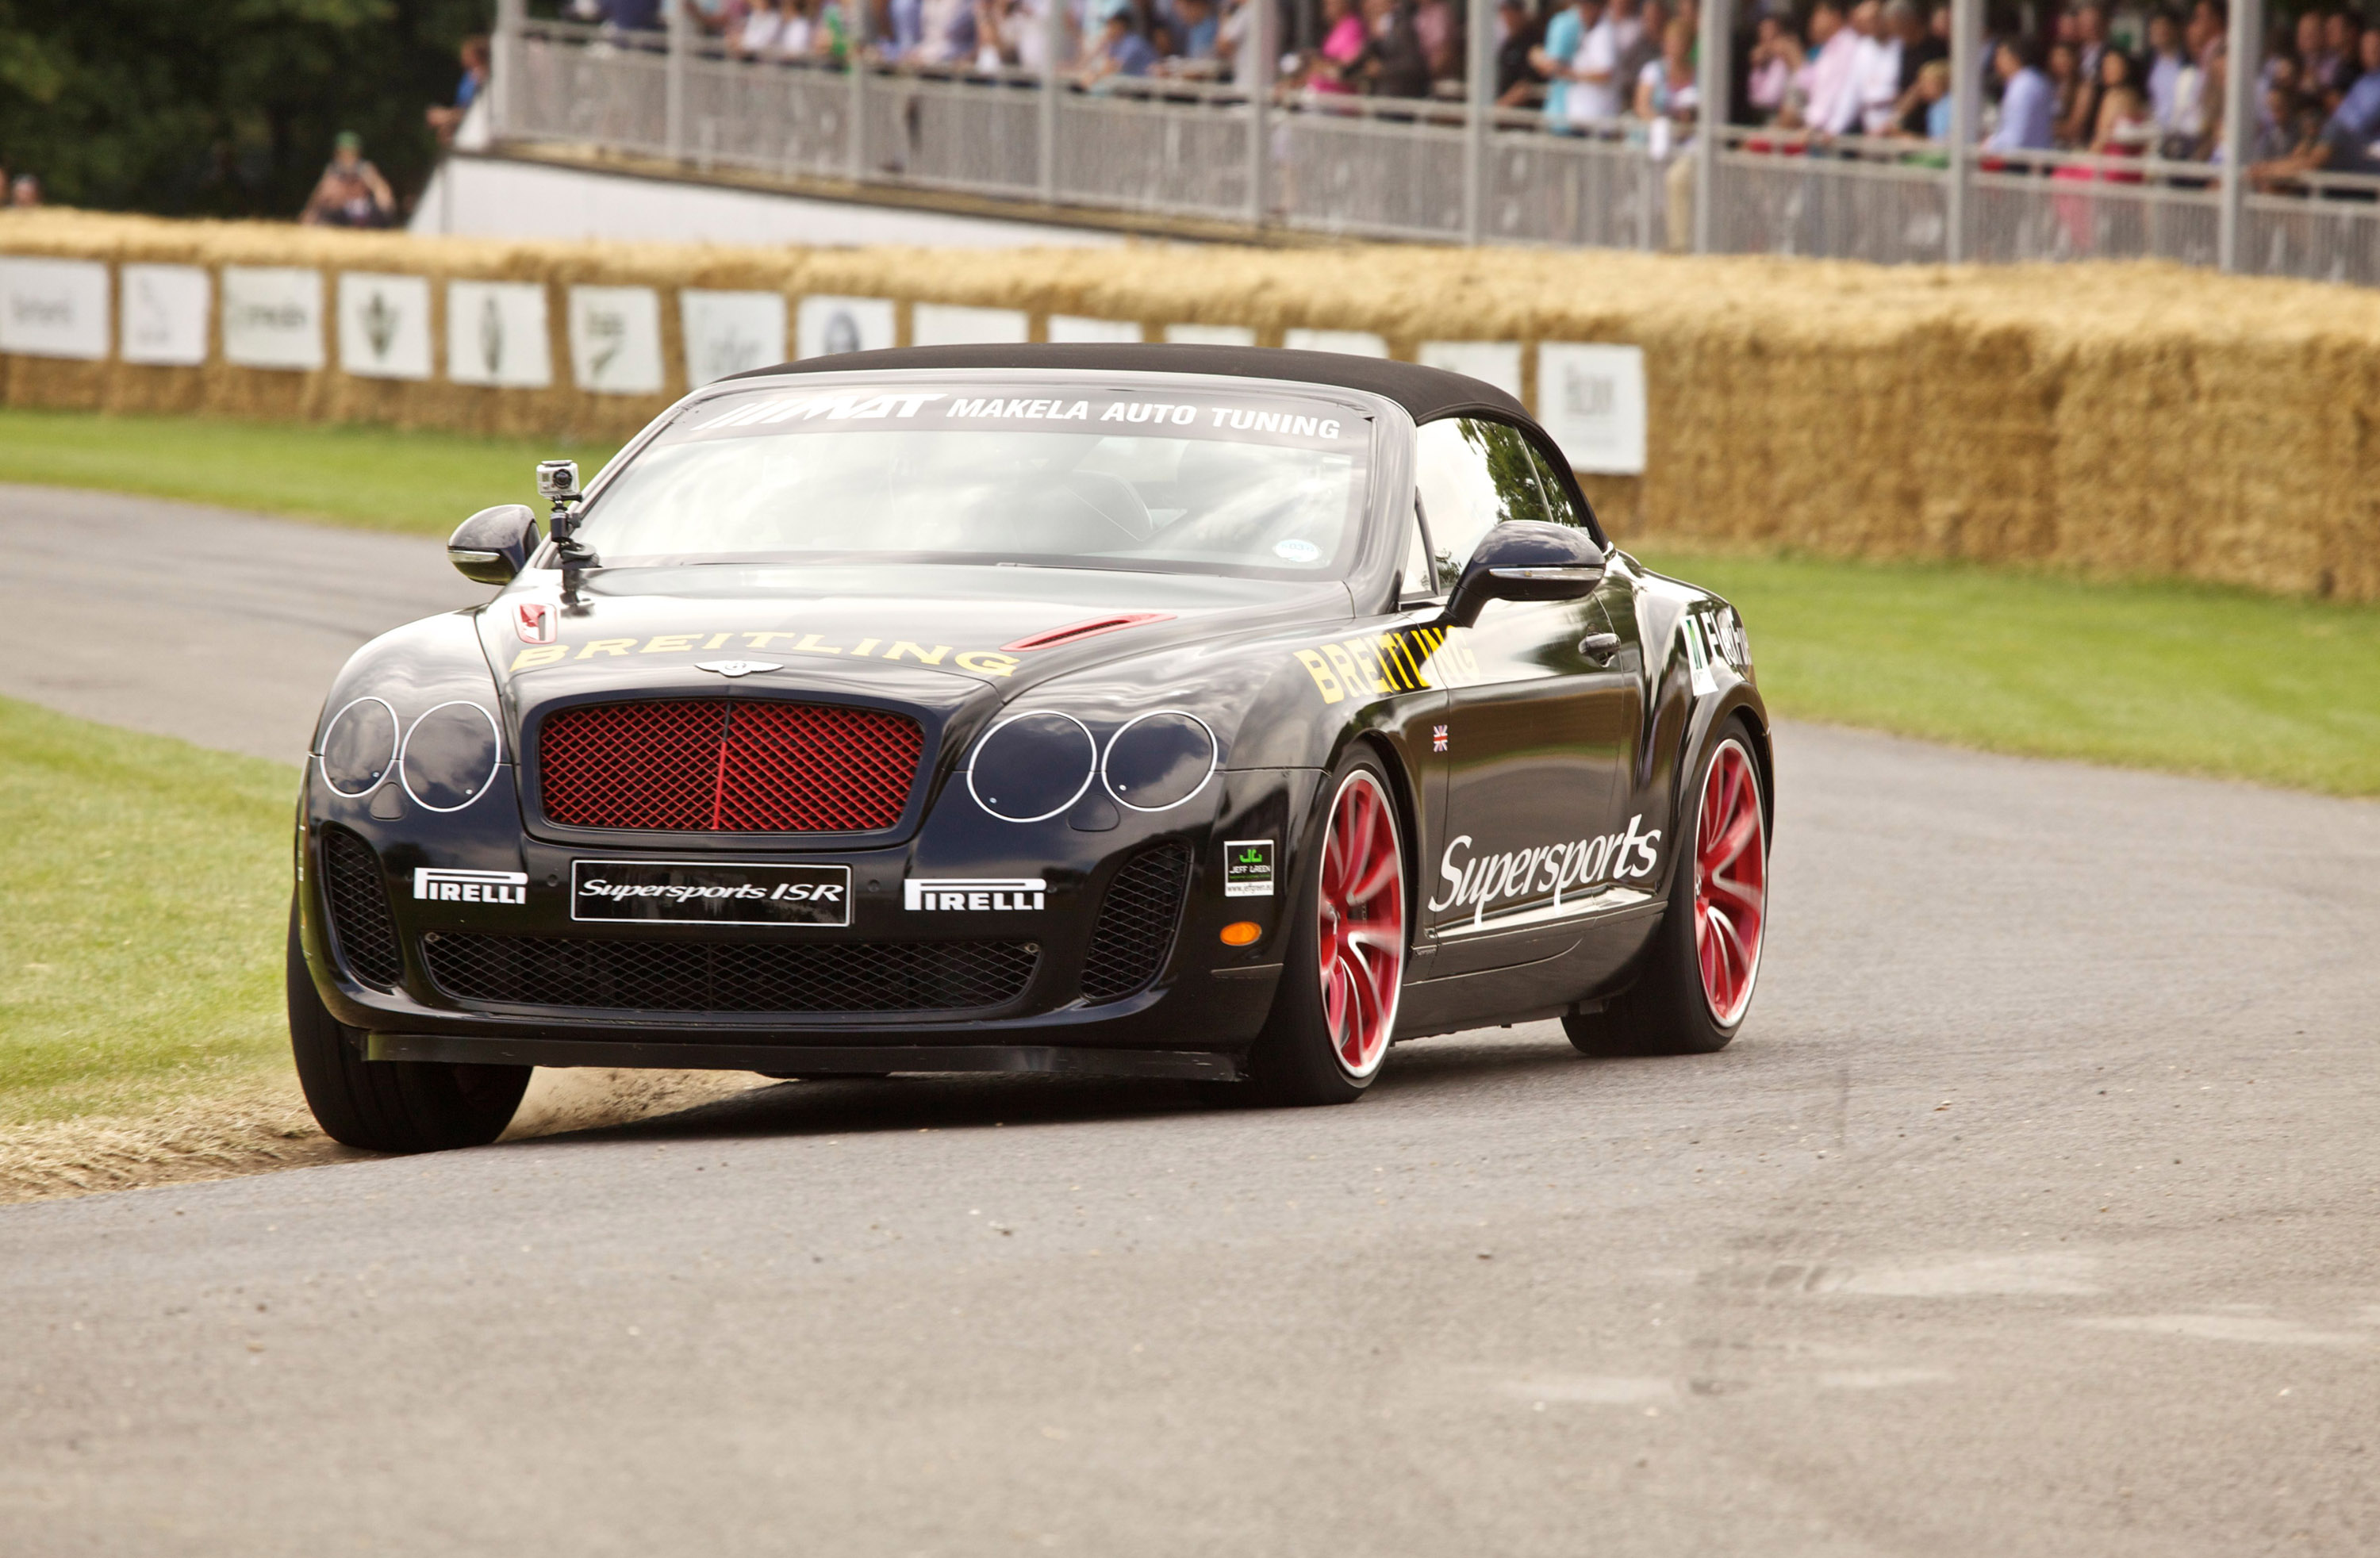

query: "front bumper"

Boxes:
[297, 761, 1320, 1073]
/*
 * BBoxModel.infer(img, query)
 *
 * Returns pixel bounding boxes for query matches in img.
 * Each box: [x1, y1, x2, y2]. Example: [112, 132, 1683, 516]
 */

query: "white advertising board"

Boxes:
[221, 267, 325, 371]
[680, 290, 788, 386]
[447, 281, 552, 388]
[912, 303, 1030, 347]
[1046, 315, 1142, 343]
[0, 258, 110, 360]
[1536, 343, 1648, 475]
[120, 265, 210, 366]
[568, 286, 664, 395]
[1164, 323, 1257, 347]
[336, 272, 432, 381]
[796, 294, 896, 359]
[1283, 328, 1388, 358]
[1417, 340, 1523, 400]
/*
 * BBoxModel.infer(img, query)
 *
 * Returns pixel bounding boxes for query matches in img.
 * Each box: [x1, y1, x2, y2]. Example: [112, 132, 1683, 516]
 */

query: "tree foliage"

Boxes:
[0, 0, 491, 218]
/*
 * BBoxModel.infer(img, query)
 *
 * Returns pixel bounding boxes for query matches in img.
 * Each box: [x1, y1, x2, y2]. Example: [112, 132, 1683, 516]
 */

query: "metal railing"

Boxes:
[495, 10, 2380, 285]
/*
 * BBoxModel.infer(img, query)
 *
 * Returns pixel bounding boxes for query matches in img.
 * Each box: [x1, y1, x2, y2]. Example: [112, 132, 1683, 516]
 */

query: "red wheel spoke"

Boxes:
[1314, 769, 1405, 1079]
[1691, 743, 1767, 1027]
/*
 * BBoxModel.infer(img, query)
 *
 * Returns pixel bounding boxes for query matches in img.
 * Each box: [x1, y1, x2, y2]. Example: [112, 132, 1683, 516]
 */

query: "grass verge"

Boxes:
[0, 696, 298, 1130]
[1637, 547, 2380, 797]
[0, 407, 618, 535]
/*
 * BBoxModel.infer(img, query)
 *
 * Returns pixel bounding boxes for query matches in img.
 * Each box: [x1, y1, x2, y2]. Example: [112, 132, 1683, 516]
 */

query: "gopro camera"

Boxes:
[536, 459, 580, 501]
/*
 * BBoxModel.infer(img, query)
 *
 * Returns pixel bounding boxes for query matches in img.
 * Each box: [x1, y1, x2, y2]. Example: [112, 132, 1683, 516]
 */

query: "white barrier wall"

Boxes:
[447, 281, 552, 388]
[221, 267, 325, 371]
[0, 258, 111, 360]
[0, 250, 1649, 479]
[119, 264, 210, 366]
[338, 273, 433, 381]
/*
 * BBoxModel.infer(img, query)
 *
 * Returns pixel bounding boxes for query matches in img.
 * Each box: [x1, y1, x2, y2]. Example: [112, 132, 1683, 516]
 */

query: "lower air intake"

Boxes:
[423, 934, 1038, 1015]
[321, 827, 404, 989]
[1079, 841, 1192, 1004]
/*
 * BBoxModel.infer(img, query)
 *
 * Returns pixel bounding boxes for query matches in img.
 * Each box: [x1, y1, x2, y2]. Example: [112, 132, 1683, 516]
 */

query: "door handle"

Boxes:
[1577, 632, 1621, 662]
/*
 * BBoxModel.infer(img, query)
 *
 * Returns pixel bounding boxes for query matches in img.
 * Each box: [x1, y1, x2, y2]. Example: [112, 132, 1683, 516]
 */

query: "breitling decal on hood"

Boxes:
[507, 631, 1021, 677]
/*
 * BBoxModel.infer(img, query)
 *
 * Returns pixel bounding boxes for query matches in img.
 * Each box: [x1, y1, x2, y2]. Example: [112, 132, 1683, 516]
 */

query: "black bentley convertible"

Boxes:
[290, 345, 1772, 1150]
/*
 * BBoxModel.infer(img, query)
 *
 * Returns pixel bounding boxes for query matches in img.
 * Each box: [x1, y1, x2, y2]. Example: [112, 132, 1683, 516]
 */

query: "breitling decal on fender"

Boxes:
[1295, 624, 1483, 703]
[1426, 817, 1661, 934]
[509, 632, 1023, 677]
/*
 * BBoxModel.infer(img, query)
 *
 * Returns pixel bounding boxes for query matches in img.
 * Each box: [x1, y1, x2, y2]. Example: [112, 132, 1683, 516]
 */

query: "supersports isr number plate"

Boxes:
[570, 860, 851, 927]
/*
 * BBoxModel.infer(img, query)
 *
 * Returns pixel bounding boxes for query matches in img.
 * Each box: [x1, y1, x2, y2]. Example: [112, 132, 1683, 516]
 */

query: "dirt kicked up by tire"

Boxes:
[287, 903, 528, 1153]
[1567, 720, 1770, 1058]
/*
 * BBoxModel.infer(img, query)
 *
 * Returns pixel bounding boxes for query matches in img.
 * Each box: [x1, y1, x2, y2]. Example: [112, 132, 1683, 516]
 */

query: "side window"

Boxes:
[1400, 505, 1436, 600]
[1527, 443, 1589, 529]
[1412, 418, 1550, 591]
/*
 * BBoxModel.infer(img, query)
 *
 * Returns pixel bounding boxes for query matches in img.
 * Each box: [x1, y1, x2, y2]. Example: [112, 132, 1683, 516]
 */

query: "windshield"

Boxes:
[574, 378, 1373, 579]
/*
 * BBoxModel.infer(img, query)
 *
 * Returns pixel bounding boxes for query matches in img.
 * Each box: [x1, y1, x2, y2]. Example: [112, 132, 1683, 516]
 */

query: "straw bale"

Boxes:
[5, 209, 2378, 599]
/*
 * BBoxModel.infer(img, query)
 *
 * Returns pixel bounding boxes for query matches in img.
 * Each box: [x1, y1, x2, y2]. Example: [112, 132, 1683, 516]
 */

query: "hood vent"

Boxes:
[1003, 612, 1174, 653]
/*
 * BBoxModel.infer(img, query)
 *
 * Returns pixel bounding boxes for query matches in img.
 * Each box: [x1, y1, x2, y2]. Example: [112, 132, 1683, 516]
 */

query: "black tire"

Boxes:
[1246, 746, 1411, 1106]
[287, 901, 530, 1153]
[1565, 719, 1769, 1057]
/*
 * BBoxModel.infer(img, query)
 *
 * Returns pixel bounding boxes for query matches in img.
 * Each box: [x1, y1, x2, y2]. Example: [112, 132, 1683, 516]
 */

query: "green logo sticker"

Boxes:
[1223, 838, 1276, 898]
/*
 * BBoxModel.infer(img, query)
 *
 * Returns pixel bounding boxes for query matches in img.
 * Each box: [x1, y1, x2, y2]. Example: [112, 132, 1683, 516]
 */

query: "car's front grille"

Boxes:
[422, 934, 1038, 1015]
[320, 827, 404, 989]
[1079, 841, 1192, 1003]
[538, 698, 923, 833]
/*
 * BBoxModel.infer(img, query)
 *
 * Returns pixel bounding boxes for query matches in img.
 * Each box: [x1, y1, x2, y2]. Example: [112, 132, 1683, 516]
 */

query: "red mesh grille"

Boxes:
[539, 699, 921, 832]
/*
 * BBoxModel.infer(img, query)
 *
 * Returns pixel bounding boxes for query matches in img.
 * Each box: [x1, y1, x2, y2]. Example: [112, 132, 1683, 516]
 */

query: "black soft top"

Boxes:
[728, 343, 1532, 426]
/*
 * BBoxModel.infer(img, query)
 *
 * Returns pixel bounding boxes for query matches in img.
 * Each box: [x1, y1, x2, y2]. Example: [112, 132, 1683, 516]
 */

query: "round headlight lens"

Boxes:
[400, 702, 502, 812]
[320, 696, 398, 796]
[1101, 711, 1217, 812]
[969, 712, 1096, 823]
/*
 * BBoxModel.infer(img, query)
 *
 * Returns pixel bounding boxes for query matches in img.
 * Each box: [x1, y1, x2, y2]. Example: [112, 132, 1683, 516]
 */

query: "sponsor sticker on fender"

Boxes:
[515, 601, 556, 645]
[1223, 840, 1276, 897]
[1426, 816, 1660, 936]
[571, 860, 850, 926]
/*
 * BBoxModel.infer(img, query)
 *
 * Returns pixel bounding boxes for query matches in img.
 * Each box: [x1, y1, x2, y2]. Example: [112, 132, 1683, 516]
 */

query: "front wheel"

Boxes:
[287, 901, 530, 1152]
[1566, 720, 1769, 1057]
[1246, 748, 1410, 1106]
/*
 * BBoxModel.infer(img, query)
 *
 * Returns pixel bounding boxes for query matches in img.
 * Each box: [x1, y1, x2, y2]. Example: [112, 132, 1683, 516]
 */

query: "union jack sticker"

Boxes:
[1431, 724, 1449, 753]
[515, 601, 555, 645]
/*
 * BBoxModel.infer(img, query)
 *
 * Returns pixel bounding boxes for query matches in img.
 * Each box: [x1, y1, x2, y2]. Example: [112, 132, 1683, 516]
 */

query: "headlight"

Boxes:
[320, 696, 399, 796]
[400, 701, 502, 812]
[1101, 711, 1217, 812]
[967, 712, 1096, 823]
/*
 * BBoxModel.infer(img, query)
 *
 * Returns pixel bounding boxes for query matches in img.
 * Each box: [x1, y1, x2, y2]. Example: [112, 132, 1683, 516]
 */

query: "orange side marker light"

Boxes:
[1219, 922, 1262, 946]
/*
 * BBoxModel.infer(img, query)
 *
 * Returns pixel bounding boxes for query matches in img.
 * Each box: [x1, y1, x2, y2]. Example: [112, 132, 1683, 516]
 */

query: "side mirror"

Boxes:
[447, 504, 541, 585]
[1445, 520, 1606, 628]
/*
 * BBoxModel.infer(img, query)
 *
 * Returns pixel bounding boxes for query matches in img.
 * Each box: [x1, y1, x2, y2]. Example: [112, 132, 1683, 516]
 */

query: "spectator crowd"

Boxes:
[556, 0, 2380, 187]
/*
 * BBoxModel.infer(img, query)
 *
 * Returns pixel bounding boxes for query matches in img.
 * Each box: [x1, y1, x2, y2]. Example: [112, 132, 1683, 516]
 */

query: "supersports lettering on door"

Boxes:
[1426, 816, 1661, 938]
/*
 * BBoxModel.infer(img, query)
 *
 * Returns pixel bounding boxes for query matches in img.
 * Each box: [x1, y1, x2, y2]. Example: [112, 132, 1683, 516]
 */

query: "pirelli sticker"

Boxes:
[510, 631, 1020, 677]
[1293, 625, 1482, 704]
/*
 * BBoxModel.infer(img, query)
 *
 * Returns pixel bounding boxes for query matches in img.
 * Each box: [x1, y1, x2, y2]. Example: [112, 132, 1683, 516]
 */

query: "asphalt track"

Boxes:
[3, 487, 2377, 1556]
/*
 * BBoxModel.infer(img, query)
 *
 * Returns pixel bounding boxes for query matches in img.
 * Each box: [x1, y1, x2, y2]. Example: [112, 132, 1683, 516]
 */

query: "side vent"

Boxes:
[1079, 840, 1193, 1004]
[321, 827, 404, 989]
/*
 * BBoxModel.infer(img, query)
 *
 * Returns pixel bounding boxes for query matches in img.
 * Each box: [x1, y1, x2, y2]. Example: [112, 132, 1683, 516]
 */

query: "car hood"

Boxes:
[478, 561, 1354, 706]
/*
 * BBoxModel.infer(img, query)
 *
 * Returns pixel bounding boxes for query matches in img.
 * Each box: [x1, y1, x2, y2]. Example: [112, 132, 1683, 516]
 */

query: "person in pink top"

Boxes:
[1306, 0, 1368, 93]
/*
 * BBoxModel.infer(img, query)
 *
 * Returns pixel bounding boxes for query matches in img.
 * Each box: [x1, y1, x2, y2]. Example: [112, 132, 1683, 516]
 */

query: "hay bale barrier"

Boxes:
[2, 207, 2374, 601]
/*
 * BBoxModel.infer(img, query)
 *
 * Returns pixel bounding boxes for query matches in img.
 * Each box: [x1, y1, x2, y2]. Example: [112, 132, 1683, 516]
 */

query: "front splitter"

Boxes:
[370, 1032, 1246, 1082]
